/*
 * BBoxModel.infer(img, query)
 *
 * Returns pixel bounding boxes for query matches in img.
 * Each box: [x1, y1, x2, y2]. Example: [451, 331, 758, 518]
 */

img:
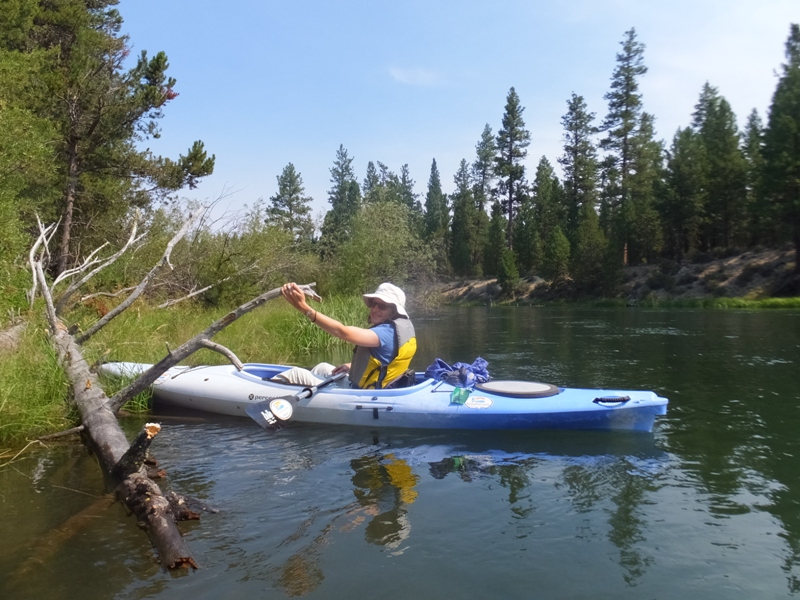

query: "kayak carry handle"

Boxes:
[593, 395, 631, 405]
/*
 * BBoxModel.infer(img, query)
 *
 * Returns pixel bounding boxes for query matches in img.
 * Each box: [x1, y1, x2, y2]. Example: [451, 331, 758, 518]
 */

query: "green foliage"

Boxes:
[450, 159, 479, 276]
[692, 83, 748, 250]
[600, 27, 647, 186]
[424, 158, 448, 241]
[267, 162, 315, 245]
[472, 123, 496, 211]
[497, 247, 519, 296]
[542, 225, 571, 282]
[319, 145, 361, 258]
[571, 202, 608, 293]
[81, 201, 317, 309]
[0, 323, 71, 445]
[762, 23, 800, 272]
[660, 127, 705, 259]
[328, 201, 435, 294]
[559, 93, 599, 241]
[483, 201, 507, 276]
[0, 1, 215, 274]
[495, 87, 531, 247]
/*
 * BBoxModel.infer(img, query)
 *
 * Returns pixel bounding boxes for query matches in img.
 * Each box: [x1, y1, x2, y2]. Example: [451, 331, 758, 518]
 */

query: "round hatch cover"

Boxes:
[475, 380, 561, 398]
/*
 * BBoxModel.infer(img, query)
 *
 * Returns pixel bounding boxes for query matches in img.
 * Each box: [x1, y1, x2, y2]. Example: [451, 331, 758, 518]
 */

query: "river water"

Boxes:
[2, 307, 800, 599]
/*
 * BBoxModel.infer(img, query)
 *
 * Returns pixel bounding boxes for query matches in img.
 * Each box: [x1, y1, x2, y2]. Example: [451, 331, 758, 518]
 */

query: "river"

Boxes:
[2, 306, 799, 599]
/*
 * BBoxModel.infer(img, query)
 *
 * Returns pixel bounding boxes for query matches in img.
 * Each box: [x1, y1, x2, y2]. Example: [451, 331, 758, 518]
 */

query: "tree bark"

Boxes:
[32, 259, 199, 569]
[51, 326, 198, 568]
[56, 138, 79, 276]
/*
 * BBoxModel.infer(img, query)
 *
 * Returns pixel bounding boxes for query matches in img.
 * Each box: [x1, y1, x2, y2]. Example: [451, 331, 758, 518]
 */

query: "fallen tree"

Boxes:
[26, 211, 316, 569]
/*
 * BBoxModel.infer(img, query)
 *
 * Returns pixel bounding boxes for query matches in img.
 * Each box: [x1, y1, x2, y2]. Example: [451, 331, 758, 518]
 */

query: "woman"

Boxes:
[275, 282, 417, 389]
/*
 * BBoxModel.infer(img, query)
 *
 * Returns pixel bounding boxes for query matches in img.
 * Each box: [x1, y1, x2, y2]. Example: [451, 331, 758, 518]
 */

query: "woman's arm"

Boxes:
[281, 283, 380, 348]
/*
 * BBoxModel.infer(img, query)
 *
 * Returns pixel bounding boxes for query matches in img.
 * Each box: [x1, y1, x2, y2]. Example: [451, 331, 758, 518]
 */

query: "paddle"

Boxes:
[245, 371, 348, 432]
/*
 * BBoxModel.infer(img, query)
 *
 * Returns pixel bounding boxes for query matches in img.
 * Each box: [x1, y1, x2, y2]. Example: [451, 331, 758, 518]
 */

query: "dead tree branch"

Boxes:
[107, 282, 319, 413]
[54, 216, 144, 315]
[75, 208, 205, 344]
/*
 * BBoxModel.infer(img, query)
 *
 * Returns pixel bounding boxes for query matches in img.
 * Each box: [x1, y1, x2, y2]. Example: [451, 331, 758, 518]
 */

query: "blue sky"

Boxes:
[118, 0, 798, 222]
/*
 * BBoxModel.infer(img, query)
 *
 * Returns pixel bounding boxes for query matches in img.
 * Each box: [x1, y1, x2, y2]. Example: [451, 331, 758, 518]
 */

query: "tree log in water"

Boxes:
[28, 216, 203, 569]
[27, 212, 318, 569]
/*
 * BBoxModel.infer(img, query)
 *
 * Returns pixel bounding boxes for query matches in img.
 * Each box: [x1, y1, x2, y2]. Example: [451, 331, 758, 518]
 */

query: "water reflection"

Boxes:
[349, 453, 418, 551]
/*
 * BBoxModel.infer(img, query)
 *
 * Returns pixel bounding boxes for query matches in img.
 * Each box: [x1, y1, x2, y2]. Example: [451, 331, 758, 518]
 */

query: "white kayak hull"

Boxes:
[101, 362, 668, 433]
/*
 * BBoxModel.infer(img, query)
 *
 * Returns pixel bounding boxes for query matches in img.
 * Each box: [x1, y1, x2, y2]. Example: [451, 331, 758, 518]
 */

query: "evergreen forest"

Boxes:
[2, 1, 800, 316]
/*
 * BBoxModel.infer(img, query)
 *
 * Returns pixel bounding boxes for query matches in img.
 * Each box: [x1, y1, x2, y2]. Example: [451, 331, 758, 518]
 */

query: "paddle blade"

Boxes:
[245, 397, 294, 432]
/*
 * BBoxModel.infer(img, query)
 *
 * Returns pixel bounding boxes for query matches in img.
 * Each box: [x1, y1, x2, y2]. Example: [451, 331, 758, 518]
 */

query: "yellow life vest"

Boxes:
[349, 317, 416, 389]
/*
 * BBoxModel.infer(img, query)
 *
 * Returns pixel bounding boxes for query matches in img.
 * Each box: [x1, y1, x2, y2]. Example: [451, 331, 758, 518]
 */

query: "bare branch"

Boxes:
[80, 286, 138, 301]
[107, 282, 317, 412]
[54, 215, 144, 314]
[76, 208, 206, 344]
[33, 261, 60, 333]
[157, 278, 231, 309]
[28, 219, 58, 307]
[198, 339, 243, 370]
[52, 241, 110, 287]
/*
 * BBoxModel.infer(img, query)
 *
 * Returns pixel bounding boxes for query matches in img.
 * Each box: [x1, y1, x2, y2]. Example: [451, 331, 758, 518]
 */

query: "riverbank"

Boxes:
[435, 247, 800, 307]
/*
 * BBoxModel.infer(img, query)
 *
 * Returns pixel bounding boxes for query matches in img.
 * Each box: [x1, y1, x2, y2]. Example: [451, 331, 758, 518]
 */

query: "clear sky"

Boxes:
[117, 0, 798, 223]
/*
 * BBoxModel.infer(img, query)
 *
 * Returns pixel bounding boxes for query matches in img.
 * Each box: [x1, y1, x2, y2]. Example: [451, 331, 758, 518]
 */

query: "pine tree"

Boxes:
[559, 93, 599, 243]
[571, 201, 608, 293]
[483, 201, 507, 277]
[362, 161, 380, 201]
[424, 158, 448, 240]
[494, 87, 531, 249]
[762, 23, 800, 272]
[741, 110, 770, 246]
[532, 156, 565, 245]
[660, 127, 706, 259]
[472, 123, 496, 211]
[692, 83, 748, 249]
[319, 145, 361, 258]
[4, 1, 215, 274]
[267, 163, 314, 244]
[542, 226, 571, 282]
[599, 28, 647, 264]
[600, 28, 647, 206]
[470, 125, 494, 273]
[626, 112, 664, 263]
[397, 164, 421, 213]
[450, 159, 478, 276]
[513, 188, 536, 274]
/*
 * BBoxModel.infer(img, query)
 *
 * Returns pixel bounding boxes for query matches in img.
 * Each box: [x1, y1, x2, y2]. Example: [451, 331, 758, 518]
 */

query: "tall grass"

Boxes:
[0, 321, 72, 447]
[1, 294, 370, 446]
[82, 294, 368, 366]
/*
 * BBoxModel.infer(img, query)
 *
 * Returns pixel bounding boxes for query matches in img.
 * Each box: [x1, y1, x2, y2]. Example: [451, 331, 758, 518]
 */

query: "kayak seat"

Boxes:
[384, 369, 417, 389]
[475, 380, 561, 398]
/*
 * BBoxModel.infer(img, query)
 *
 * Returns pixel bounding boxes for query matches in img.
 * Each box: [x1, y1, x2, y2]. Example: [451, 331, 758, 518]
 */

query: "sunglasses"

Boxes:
[368, 299, 391, 311]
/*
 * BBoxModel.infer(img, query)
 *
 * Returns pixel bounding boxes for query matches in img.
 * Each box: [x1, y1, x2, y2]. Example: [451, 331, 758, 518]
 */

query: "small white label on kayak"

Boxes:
[464, 396, 493, 409]
[269, 398, 294, 421]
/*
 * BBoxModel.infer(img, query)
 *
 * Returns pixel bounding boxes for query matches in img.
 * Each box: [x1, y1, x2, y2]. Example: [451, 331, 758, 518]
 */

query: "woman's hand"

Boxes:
[281, 282, 310, 312]
[332, 363, 351, 375]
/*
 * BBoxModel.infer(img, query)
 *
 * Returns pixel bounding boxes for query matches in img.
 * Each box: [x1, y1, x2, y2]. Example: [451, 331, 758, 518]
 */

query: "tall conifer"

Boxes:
[267, 163, 314, 244]
[762, 23, 800, 272]
[559, 93, 599, 243]
[494, 87, 531, 249]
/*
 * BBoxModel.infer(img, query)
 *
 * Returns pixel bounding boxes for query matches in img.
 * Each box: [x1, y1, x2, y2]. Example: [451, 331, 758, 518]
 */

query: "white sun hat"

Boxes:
[362, 282, 408, 317]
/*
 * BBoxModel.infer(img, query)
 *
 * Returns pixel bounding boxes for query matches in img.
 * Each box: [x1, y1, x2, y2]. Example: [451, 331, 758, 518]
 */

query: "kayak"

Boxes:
[101, 362, 668, 433]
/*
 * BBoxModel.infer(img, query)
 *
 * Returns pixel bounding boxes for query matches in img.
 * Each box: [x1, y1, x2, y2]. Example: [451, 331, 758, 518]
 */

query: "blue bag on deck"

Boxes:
[424, 357, 490, 389]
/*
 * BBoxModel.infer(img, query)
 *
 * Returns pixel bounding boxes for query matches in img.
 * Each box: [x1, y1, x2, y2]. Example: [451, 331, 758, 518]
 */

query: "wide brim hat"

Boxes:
[362, 282, 408, 317]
